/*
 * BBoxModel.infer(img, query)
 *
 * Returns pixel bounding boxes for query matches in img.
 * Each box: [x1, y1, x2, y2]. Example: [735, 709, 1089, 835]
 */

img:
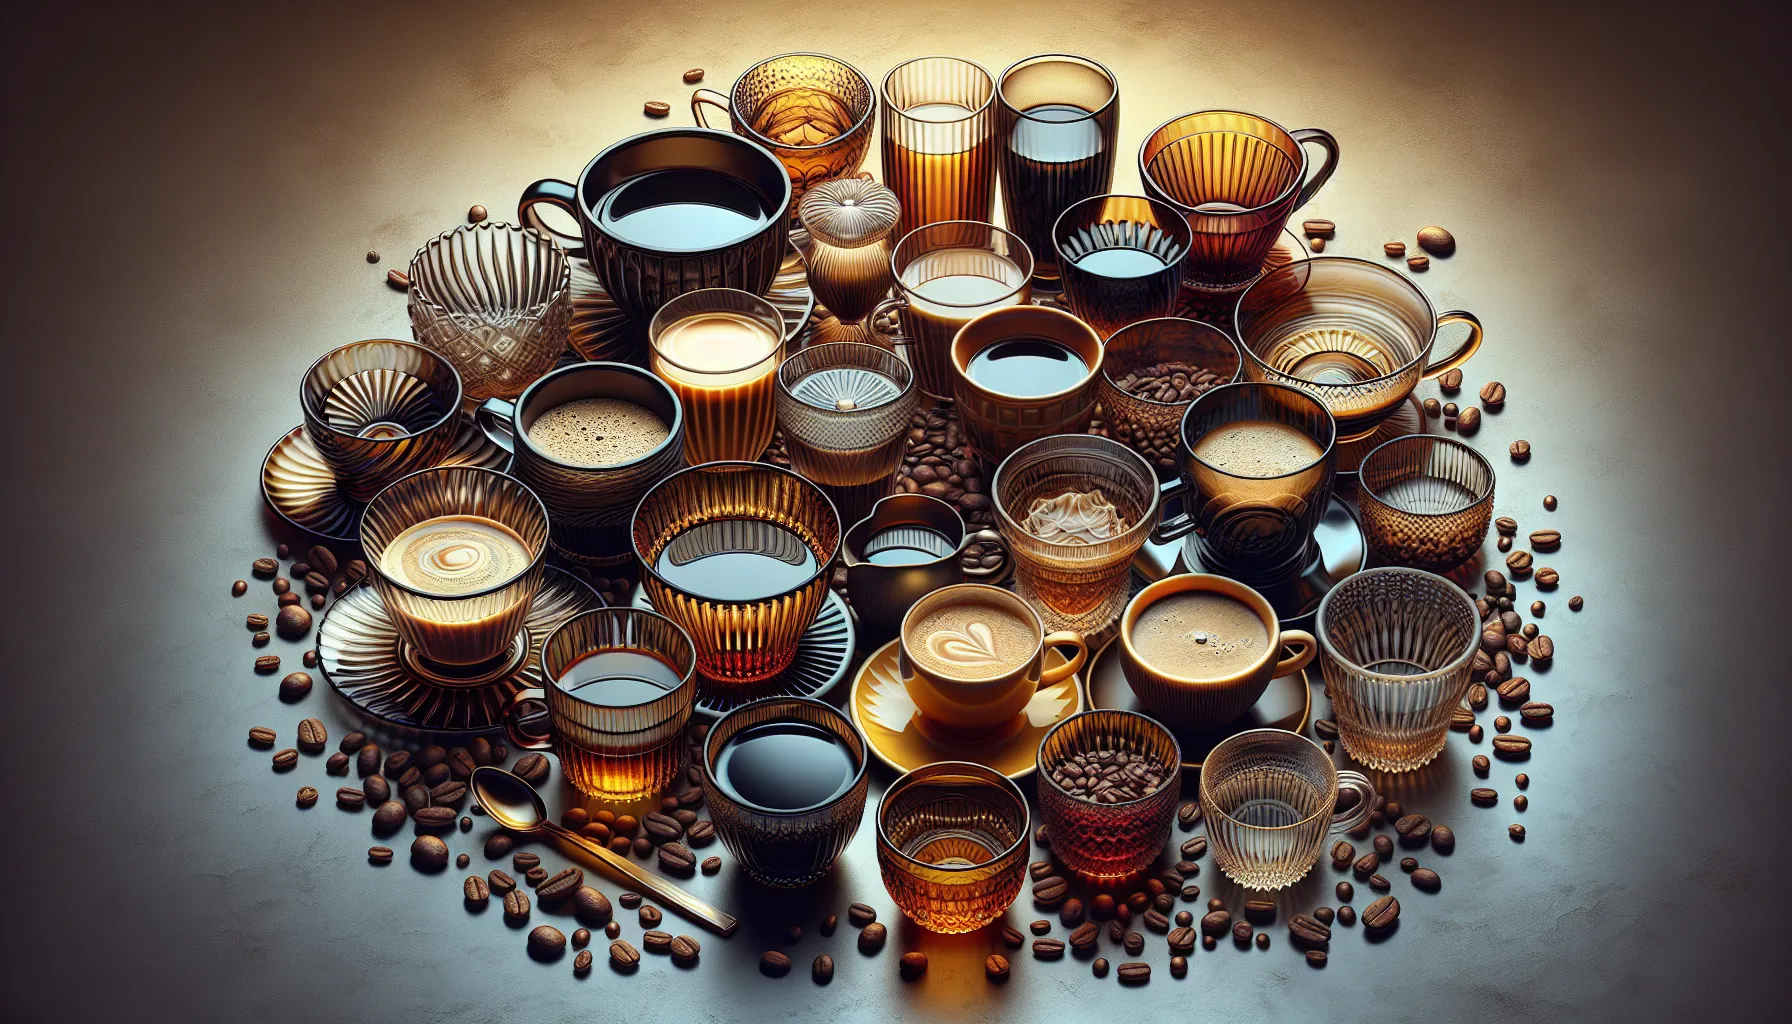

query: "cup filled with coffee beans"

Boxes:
[1035, 709, 1182, 880]
[1200, 728, 1376, 889]
[897, 583, 1088, 733]
[1096, 317, 1240, 480]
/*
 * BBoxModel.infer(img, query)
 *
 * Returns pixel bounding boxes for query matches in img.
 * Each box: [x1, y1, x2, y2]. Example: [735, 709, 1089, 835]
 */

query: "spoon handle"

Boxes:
[543, 820, 738, 937]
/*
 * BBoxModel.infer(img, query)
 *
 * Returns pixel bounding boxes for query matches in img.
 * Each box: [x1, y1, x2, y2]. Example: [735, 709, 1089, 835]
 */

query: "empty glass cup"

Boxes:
[1200, 729, 1376, 889]
[1359, 435, 1495, 572]
[300, 339, 465, 502]
[876, 761, 1029, 933]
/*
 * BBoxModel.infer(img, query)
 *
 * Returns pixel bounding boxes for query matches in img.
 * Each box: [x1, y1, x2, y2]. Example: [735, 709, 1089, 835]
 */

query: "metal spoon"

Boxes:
[471, 766, 737, 937]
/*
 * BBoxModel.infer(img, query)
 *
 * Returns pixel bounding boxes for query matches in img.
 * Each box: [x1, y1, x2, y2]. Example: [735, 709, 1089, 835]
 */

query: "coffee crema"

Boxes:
[1131, 591, 1269, 680]
[1192, 418, 1323, 478]
[378, 514, 534, 595]
[906, 601, 1036, 680]
[526, 397, 668, 467]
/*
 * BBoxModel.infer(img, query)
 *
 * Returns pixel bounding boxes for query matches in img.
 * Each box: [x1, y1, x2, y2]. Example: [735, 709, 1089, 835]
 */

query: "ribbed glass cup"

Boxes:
[1316, 567, 1480, 772]
[1036, 710, 1182, 881]
[995, 54, 1120, 288]
[877, 762, 1029, 933]
[360, 466, 550, 668]
[796, 177, 901, 331]
[881, 56, 997, 240]
[648, 288, 788, 465]
[300, 339, 464, 503]
[632, 462, 840, 685]
[877, 220, 1033, 400]
[1359, 435, 1495, 572]
[1201, 729, 1376, 890]
[1053, 194, 1189, 337]
[775, 342, 919, 527]
[701, 697, 870, 888]
[407, 221, 571, 404]
[1097, 317, 1240, 480]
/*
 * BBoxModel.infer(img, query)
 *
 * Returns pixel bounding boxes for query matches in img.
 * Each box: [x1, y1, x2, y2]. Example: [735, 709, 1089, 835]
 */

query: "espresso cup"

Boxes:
[476, 361, 685, 566]
[950, 304, 1103, 471]
[1119, 573, 1316, 731]
[1201, 729, 1376, 889]
[691, 52, 877, 209]
[517, 127, 792, 324]
[898, 583, 1087, 732]
[300, 339, 464, 503]
[842, 494, 1001, 647]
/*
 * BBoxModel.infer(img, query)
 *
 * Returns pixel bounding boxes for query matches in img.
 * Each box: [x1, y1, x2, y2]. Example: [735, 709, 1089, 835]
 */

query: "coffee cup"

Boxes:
[949, 304, 1103, 471]
[476, 361, 685, 567]
[1120, 573, 1316, 730]
[300, 340, 464, 503]
[898, 583, 1087, 732]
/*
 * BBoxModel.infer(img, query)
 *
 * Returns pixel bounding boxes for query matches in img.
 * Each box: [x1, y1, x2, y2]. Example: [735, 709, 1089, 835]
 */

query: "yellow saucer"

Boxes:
[850, 639, 1084, 780]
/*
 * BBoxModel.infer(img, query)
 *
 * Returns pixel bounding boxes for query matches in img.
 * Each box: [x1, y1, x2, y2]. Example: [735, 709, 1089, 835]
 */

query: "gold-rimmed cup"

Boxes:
[876, 761, 1030, 933]
[898, 583, 1087, 733]
[299, 339, 464, 503]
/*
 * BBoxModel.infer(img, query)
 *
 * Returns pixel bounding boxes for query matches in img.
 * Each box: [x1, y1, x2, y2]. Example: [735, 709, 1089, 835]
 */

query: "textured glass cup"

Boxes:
[1036, 710, 1182, 881]
[1236, 257, 1484, 442]
[506, 608, 697, 800]
[795, 177, 901, 337]
[992, 435, 1159, 639]
[407, 222, 571, 405]
[691, 52, 876, 209]
[775, 342, 918, 528]
[1154, 382, 1338, 588]
[648, 288, 788, 465]
[1359, 435, 1495, 572]
[995, 54, 1120, 288]
[632, 462, 841, 684]
[876, 762, 1029, 933]
[1053, 194, 1189, 337]
[951, 304, 1101, 470]
[360, 466, 550, 668]
[476, 361, 685, 567]
[300, 339, 464, 503]
[881, 56, 997, 240]
[1317, 568, 1480, 772]
[875, 220, 1032, 400]
[1201, 729, 1377, 889]
[1097, 317, 1239, 479]
[701, 697, 870, 887]
[1139, 110, 1339, 292]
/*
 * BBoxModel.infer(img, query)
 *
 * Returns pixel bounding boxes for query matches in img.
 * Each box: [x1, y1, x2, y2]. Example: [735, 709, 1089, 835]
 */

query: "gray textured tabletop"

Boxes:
[3, 1, 1788, 1021]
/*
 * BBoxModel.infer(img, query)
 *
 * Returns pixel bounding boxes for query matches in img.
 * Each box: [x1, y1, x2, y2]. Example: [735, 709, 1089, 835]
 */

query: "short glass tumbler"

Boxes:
[407, 221, 572, 405]
[1316, 567, 1481, 772]
[1036, 709, 1182, 881]
[1200, 729, 1377, 889]
[876, 761, 1029, 933]
[300, 339, 464, 503]
[775, 342, 919, 528]
[1053, 194, 1190, 337]
[701, 697, 870, 888]
[1358, 434, 1495, 572]
[1097, 317, 1240, 480]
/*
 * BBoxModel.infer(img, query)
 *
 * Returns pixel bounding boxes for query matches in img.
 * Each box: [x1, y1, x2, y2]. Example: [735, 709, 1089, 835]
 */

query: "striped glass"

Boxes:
[876, 762, 1029, 933]
[995, 54, 1119, 288]
[796, 176, 901, 336]
[775, 342, 919, 528]
[648, 287, 788, 465]
[877, 220, 1032, 400]
[1359, 435, 1495, 572]
[300, 339, 464, 502]
[1316, 568, 1480, 772]
[690, 52, 876, 210]
[1036, 710, 1182, 881]
[1053, 194, 1189, 337]
[880, 56, 997, 240]
[1201, 729, 1376, 890]
[1097, 317, 1240, 479]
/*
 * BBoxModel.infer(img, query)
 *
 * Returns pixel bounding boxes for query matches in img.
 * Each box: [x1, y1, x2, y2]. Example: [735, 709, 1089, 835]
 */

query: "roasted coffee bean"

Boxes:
[292, 785, 318, 809]
[1514, 794, 1529, 811]
[858, 922, 887, 954]
[323, 752, 349, 776]
[998, 924, 1024, 948]
[899, 951, 929, 979]
[1399, 856, 1419, 873]
[1089, 957, 1111, 978]
[984, 953, 1010, 982]
[1288, 914, 1331, 948]
[1067, 921, 1099, 951]
[610, 939, 641, 968]
[271, 748, 299, 772]
[1417, 224, 1456, 255]
[513, 851, 541, 872]
[670, 934, 701, 963]
[1543, 494, 1559, 511]
[256, 654, 284, 676]
[1423, 397, 1441, 416]
[371, 800, 406, 834]
[573, 948, 592, 973]
[563, 885, 610, 926]
[429, 780, 468, 807]
[382, 750, 413, 779]
[302, 571, 330, 593]
[422, 763, 451, 787]
[362, 775, 390, 805]
[1471, 787, 1500, 806]
[1329, 839, 1355, 867]
[1508, 438, 1531, 461]
[468, 737, 494, 766]
[411, 835, 450, 871]
[1494, 715, 1513, 733]
[1395, 814, 1432, 844]
[1032, 937, 1065, 960]
[333, 786, 365, 810]
[459, 817, 473, 834]
[617, 891, 640, 909]
[1029, 919, 1051, 935]
[401, 785, 430, 811]
[1108, 920, 1125, 943]
[700, 856, 720, 874]
[1362, 895, 1400, 931]
[463, 874, 490, 905]
[1034, 825, 1050, 846]
[1407, 253, 1430, 271]
[447, 748, 477, 779]
[354, 743, 381, 777]
[368, 845, 393, 864]
[1111, 961, 1149, 985]
[334, 732, 366, 756]
[1430, 825, 1456, 854]
[1353, 852, 1379, 879]
[1497, 677, 1532, 704]
[252, 557, 279, 578]
[1494, 517, 1518, 538]
[658, 842, 695, 875]
[1178, 802, 1204, 829]
[1468, 683, 1489, 712]
[272, 577, 291, 595]
[500, 889, 531, 922]
[245, 612, 270, 631]
[232, 579, 249, 597]
[1384, 240, 1408, 258]
[1529, 635, 1554, 661]
[292, 718, 326, 754]
[1229, 920, 1253, 946]
[572, 927, 593, 950]
[275, 605, 312, 640]
[1516, 773, 1531, 789]
[1302, 218, 1336, 237]
[1199, 909, 1230, 937]
[1029, 859, 1053, 881]
[1509, 823, 1528, 840]
[844, 901, 877, 928]
[642, 930, 673, 953]
[248, 725, 277, 748]
[1456, 405, 1481, 434]
[1060, 897, 1086, 926]
[417, 807, 459, 830]
[643, 811, 682, 842]
[1373, 835, 1394, 858]
[1569, 595, 1584, 611]
[1239, 900, 1273, 922]
[1143, 909, 1170, 933]
[1493, 734, 1532, 757]
[537, 867, 584, 901]
[1032, 876, 1069, 906]
[1529, 529, 1561, 552]
[1506, 550, 1533, 575]
[1535, 567, 1560, 589]
[302, 544, 337, 575]
[1181, 836, 1208, 859]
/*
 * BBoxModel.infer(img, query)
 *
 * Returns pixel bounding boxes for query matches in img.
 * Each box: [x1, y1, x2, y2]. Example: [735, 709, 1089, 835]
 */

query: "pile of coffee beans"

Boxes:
[1043, 746, 1170, 803]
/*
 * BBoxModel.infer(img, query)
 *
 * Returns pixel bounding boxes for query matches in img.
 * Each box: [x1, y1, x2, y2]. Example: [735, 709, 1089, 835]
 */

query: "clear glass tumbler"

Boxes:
[1200, 728, 1376, 889]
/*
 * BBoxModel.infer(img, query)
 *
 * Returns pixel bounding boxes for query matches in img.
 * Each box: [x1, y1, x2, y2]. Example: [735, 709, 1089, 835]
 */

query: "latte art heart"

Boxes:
[907, 601, 1038, 681]
[926, 621, 1000, 665]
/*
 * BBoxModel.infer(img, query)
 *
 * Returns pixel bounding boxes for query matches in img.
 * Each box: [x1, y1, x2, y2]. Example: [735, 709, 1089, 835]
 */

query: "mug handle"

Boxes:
[1149, 475, 1198, 543]
[1272, 629, 1318, 678]
[1329, 770, 1377, 834]
[517, 178, 586, 258]
[1422, 311, 1484, 380]
[504, 686, 553, 751]
[475, 397, 518, 455]
[1039, 630, 1088, 687]
[869, 295, 911, 357]
[691, 88, 731, 130]
[1289, 128, 1340, 212]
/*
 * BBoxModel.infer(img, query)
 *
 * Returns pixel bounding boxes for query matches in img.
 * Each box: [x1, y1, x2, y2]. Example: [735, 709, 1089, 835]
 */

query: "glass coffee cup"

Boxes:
[897, 583, 1087, 733]
[648, 288, 788, 465]
[691, 52, 877, 210]
[1036, 709, 1182, 880]
[300, 339, 465, 503]
[774, 342, 919, 528]
[1200, 729, 1377, 889]
[874, 220, 1033, 401]
[950, 304, 1103, 471]
[876, 761, 1030, 933]
[880, 56, 998, 240]
[1357, 434, 1496, 573]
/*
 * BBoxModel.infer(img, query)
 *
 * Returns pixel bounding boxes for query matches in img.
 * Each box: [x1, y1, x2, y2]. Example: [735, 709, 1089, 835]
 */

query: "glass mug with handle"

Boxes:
[691, 52, 877, 210]
[1201, 728, 1377, 889]
[897, 583, 1087, 733]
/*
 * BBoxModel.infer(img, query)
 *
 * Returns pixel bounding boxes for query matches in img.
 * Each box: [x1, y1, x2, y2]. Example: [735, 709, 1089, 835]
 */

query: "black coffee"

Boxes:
[597, 169, 773, 250]
[1073, 247, 1171, 278]
[860, 524, 956, 566]
[556, 649, 685, 706]
[713, 720, 857, 810]
[653, 519, 819, 601]
[966, 337, 1089, 396]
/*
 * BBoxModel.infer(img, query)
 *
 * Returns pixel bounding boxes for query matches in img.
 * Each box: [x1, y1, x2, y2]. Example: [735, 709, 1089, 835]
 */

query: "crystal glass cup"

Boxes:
[774, 342, 919, 528]
[950, 304, 1101, 470]
[648, 287, 788, 465]
[359, 466, 550, 668]
[1200, 728, 1377, 889]
[1097, 317, 1239, 479]
[300, 339, 464, 503]
[1036, 709, 1182, 881]
[701, 697, 870, 888]
[873, 220, 1033, 400]
[1316, 567, 1481, 772]
[994, 54, 1120, 288]
[992, 435, 1158, 639]
[407, 221, 571, 405]
[1053, 193, 1190, 337]
[691, 52, 877, 209]
[876, 761, 1029, 933]
[880, 56, 997, 240]
[1359, 435, 1495, 572]
[506, 608, 697, 800]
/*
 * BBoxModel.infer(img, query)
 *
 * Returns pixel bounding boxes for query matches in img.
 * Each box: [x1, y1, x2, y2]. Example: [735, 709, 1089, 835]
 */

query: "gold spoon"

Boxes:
[471, 766, 737, 937]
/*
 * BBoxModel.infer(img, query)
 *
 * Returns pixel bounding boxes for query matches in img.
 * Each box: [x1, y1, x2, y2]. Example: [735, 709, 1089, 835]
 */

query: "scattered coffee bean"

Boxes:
[324, 752, 349, 776]
[1229, 920, 1252, 947]
[252, 557, 279, 579]
[1417, 225, 1456, 255]
[1034, 825, 1050, 846]
[1411, 867, 1442, 892]
[368, 845, 393, 864]
[1529, 635, 1554, 661]
[1471, 787, 1499, 806]
[232, 579, 248, 597]
[335, 787, 366, 810]
[1370, 874, 1391, 891]
[1509, 823, 1527, 840]
[256, 655, 283, 676]
[385, 268, 410, 290]
[610, 940, 640, 968]
[1301, 218, 1336, 237]
[1494, 715, 1512, 733]
[1372, 835, 1393, 859]
[502, 889, 532, 922]
[1493, 734, 1532, 758]
[1399, 856, 1418, 873]
[1354, 852, 1379, 879]
[1032, 937, 1066, 960]
[415, 807, 458, 831]
[1430, 825, 1455, 854]
[1516, 773, 1531, 789]
[294, 717, 326, 753]
[1509, 439, 1531, 461]
[1060, 897, 1086, 926]
[1456, 405, 1481, 434]
[573, 948, 592, 973]
[1479, 381, 1506, 407]
[248, 726, 277, 748]
[1439, 368, 1463, 393]
[276, 670, 309, 700]
[899, 951, 928, 979]
[700, 855, 721, 875]
[272, 748, 299, 771]
[487, 869, 516, 895]
[456, 852, 470, 868]
[1199, 909, 1230, 937]
[294, 785, 318, 808]
[275, 605, 312, 640]
[1288, 914, 1331, 948]
[1181, 835, 1208, 859]
[1362, 895, 1400, 930]
[644, 100, 671, 117]
[1032, 875, 1069, 906]
[1497, 677, 1531, 704]
[670, 934, 701, 964]
[984, 952, 1010, 982]
[1514, 794, 1529, 811]
[1384, 240, 1407, 257]
[641, 930, 673, 954]
[464, 874, 490, 905]
[1423, 397, 1441, 416]
[1569, 595, 1583, 611]
[1407, 253, 1430, 271]
[846, 902, 877, 928]
[370, 800, 406, 834]
[858, 922, 887, 954]
[537, 867, 584, 901]
[411, 835, 450, 871]
[1118, 962, 1151, 985]
[1029, 919, 1050, 935]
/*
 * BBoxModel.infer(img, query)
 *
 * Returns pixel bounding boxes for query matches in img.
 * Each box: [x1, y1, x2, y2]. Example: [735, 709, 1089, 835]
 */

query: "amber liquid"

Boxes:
[752, 87, 857, 146]
[651, 311, 783, 464]
[552, 647, 688, 799]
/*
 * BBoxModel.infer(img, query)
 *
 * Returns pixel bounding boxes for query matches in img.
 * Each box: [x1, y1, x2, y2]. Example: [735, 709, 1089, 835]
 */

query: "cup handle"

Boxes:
[1039, 630, 1088, 687]
[517, 178, 586, 257]
[1329, 770, 1377, 834]
[1422, 311, 1484, 380]
[504, 687, 553, 751]
[475, 397, 518, 455]
[691, 88, 731, 130]
[1149, 475, 1197, 543]
[1273, 629, 1318, 678]
[870, 295, 910, 356]
[1289, 128, 1340, 212]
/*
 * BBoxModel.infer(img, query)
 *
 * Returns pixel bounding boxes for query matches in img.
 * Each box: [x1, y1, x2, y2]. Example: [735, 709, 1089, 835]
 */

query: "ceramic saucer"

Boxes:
[1083, 638, 1311, 770]
[1174, 495, 1367, 632]
[567, 241, 816, 365]
[318, 567, 604, 734]
[1334, 395, 1429, 476]
[629, 585, 854, 719]
[260, 414, 508, 543]
[850, 639, 1084, 780]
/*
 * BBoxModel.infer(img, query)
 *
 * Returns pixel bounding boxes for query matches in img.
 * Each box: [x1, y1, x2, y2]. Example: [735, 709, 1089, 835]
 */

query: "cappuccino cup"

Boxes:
[898, 584, 1086, 731]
